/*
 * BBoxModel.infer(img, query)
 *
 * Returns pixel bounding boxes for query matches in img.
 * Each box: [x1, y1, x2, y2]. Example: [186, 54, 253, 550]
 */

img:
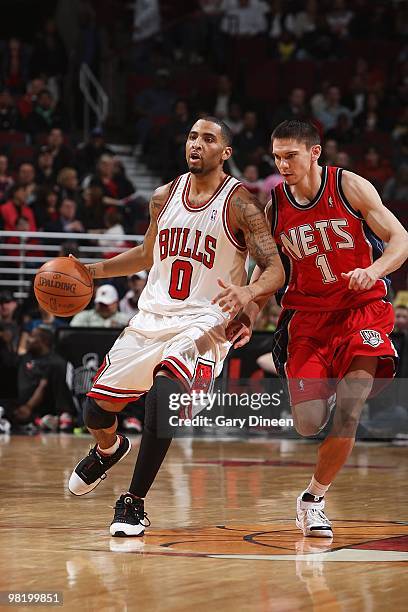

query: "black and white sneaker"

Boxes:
[296, 492, 333, 538]
[68, 435, 131, 496]
[110, 493, 150, 537]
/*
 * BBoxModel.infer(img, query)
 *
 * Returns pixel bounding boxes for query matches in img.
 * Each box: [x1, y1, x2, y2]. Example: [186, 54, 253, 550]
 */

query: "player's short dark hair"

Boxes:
[271, 120, 321, 149]
[200, 116, 233, 147]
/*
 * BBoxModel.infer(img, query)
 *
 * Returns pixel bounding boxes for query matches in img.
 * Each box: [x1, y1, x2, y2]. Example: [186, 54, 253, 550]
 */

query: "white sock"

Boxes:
[97, 436, 119, 456]
[306, 476, 331, 498]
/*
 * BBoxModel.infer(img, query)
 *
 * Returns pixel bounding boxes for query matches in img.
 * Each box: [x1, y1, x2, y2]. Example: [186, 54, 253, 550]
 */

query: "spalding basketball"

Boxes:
[34, 257, 93, 317]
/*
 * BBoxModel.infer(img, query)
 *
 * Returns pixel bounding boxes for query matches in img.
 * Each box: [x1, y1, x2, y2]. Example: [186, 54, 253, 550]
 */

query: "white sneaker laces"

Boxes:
[308, 507, 330, 526]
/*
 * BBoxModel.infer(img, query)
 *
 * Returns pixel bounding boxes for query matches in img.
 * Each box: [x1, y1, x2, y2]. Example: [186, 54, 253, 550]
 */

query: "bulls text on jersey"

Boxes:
[158, 227, 217, 269]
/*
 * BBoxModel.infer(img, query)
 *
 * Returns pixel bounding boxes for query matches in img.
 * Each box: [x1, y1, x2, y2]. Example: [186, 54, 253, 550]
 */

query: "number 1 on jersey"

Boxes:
[316, 254, 337, 283]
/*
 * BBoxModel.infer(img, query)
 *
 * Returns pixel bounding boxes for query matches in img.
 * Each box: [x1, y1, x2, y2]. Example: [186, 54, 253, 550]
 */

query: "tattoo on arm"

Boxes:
[232, 194, 279, 269]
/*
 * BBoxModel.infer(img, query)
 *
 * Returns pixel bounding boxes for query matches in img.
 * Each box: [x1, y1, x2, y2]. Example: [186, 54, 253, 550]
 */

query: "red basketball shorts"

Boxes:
[272, 300, 397, 406]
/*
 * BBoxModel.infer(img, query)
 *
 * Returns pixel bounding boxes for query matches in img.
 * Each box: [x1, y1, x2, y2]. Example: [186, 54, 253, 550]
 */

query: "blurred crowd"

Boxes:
[129, 0, 407, 215]
[0, 123, 147, 237]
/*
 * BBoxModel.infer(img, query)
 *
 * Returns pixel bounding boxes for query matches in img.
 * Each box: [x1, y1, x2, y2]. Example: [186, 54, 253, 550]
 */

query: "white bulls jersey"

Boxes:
[138, 172, 249, 316]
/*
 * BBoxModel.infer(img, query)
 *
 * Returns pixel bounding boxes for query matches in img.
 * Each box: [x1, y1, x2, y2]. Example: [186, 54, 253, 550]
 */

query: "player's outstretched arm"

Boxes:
[212, 187, 285, 318]
[340, 171, 408, 291]
[83, 183, 171, 280]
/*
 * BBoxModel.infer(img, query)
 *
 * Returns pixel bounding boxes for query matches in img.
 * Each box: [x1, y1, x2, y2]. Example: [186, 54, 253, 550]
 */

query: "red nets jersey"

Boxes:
[269, 166, 388, 311]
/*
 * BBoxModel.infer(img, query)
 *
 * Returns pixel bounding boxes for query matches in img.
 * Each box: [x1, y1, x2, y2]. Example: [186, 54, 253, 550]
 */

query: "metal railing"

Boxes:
[79, 63, 109, 141]
[0, 231, 143, 299]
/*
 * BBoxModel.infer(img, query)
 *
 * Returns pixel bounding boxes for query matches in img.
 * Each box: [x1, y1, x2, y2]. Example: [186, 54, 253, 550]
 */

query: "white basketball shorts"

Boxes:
[88, 309, 231, 404]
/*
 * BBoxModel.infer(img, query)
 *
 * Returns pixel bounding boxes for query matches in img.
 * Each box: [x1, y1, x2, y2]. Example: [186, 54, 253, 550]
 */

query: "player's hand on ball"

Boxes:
[225, 312, 253, 348]
[69, 253, 94, 280]
[212, 279, 254, 318]
[341, 268, 378, 291]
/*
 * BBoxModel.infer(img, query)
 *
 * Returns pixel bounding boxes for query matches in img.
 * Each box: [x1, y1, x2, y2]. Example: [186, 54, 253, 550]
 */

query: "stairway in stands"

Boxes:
[109, 144, 161, 202]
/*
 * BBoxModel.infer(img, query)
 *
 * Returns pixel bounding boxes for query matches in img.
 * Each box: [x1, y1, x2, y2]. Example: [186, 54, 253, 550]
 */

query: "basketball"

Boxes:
[34, 257, 93, 317]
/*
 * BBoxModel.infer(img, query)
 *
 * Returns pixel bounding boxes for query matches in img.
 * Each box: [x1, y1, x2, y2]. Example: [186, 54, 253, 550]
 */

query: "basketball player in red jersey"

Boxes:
[222, 120, 408, 538]
[67, 117, 284, 536]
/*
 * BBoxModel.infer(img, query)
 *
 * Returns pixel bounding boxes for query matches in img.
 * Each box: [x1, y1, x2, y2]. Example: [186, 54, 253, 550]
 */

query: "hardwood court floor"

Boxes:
[0, 435, 407, 611]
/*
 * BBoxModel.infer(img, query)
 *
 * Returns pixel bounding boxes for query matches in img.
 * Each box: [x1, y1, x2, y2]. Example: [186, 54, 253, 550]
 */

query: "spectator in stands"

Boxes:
[76, 127, 114, 178]
[17, 163, 37, 203]
[35, 145, 55, 186]
[70, 284, 130, 328]
[326, 112, 356, 145]
[0, 154, 14, 202]
[383, 164, 408, 202]
[344, 75, 367, 120]
[321, 139, 339, 166]
[79, 185, 105, 231]
[132, 0, 161, 45]
[275, 30, 298, 62]
[314, 85, 352, 132]
[87, 154, 118, 198]
[326, 0, 354, 39]
[12, 325, 74, 432]
[44, 197, 84, 234]
[33, 186, 58, 230]
[298, 12, 338, 59]
[26, 89, 64, 136]
[356, 146, 393, 192]
[0, 289, 20, 350]
[47, 128, 74, 173]
[207, 75, 236, 121]
[119, 272, 147, 318]
[233, 110, 265, 169]
[336, 151, 353, 170]
[355, 92, 388, 134]
[112, 159, 135, 200]
[0, 89, 20, 131]
[224, 102, 244, 136]
[221, 0, 268, 36]
[240, 164, 263, 197]
[310, 80, 330, 116]
[17, 305, 64, 355]
[98, 208, 126, 255]
[56, 167, 81, 206]
[0, 183, 36, 231]
[290, 0, 318, 41]
[1, 37, 30, 94]
[17, 77, 46, 120]
[395, 304, 408, 334]
[269, 88, 310, 130]
[269, 1, 297, 40]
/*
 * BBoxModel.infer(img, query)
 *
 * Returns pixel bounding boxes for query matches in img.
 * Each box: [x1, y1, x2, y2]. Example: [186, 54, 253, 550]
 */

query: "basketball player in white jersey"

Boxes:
[68, 117, 284, 536]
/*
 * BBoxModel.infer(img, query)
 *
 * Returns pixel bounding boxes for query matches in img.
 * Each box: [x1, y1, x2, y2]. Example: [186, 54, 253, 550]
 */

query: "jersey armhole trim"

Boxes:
[270, 188, 278, 234]
[157, 174, 184, 223]
[336, 168, 363, 220]
[222, 183, 247, 252]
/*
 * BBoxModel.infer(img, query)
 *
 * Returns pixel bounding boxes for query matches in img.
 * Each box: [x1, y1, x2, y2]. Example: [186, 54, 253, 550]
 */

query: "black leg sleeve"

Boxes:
[128, 375, 183, 498]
